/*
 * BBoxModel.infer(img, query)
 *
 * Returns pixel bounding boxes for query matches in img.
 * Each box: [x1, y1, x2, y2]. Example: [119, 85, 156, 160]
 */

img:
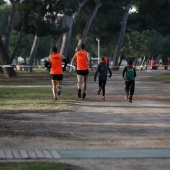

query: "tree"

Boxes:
[0, 37, 16, 77]
[59, 0, 88, 57]
[15, 0, 69, 65]
[5, 0, 20, 53]
[0, 1, 16, 77]
[112, 3, 132, 70]
[76, 0, 102, 49]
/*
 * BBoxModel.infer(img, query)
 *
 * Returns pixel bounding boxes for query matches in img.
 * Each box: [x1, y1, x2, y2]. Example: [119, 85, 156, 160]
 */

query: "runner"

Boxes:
[48, 46, 66, 100]
[94, 56, 112, 101]
[72, 44, 91, 99]
[122, 59, 136, 103]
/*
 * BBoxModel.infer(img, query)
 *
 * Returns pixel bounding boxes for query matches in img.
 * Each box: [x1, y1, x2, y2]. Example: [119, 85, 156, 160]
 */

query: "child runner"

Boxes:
[48, 46, 66, 100]
[94, 56, 112, 101]
[122, 59, 136, 103]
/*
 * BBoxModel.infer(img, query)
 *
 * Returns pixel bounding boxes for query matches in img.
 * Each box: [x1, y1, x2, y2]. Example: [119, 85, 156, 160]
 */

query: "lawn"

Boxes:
[0, 162, 84, 170]
[150, 73, 170, 82]
[0, 69, 79, 114]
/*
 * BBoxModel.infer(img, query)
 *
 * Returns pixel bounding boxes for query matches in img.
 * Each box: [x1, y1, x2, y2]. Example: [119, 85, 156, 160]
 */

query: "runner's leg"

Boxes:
[82, 75, 88, 94]
[51, 80, 57, 99]
[77, 74, 82, 98]
[77, 74, 82, 90]
[102, 80, 106, 97]
[129, 80, 135, 99]
[57, 80, 62, 95]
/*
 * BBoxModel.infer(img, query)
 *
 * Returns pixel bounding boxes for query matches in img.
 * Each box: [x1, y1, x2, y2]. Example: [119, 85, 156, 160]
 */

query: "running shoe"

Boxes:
[54, 96, 57, 100]
[78, 89, 81, 98]
[125, 93, 129, 100]
[102, 97, 105, 101]
[82, 93, 86, 99]
[129, 96, 132, 103]
[58, 88, 61, 95]
[97, 88, 101, 95]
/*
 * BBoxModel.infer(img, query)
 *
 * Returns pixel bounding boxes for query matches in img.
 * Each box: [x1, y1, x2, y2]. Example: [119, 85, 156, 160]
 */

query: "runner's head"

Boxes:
[81, 44, 85, 50]
[52, 46, 58, 53]
[100, 56, 106, 63]
[127, 59, 133, 66]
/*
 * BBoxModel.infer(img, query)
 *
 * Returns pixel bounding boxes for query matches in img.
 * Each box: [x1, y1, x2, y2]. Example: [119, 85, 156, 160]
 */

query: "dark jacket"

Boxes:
[94, 63, 112, 81]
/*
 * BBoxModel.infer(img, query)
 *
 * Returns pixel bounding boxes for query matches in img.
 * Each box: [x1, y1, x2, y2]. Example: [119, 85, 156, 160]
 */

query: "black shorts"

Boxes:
[51, 74, 63, 80]
[77, 70, 89, 76]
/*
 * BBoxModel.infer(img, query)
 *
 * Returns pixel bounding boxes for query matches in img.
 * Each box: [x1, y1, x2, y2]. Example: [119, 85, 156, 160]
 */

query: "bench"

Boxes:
[15, 65, 33, 72]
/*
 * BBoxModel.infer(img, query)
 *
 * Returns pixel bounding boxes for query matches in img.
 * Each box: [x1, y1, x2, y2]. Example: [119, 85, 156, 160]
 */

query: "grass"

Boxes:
[0, 69, 78, 114]
[150, 73, 170, 82]
[0, 162, 84, 170]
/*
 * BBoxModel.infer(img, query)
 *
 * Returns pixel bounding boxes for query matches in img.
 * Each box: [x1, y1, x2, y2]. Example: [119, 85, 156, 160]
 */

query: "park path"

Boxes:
[0, 70, 170, 170]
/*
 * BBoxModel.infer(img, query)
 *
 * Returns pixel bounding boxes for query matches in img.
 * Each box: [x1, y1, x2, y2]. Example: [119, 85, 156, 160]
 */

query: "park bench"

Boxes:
[15, 65, 33, 72]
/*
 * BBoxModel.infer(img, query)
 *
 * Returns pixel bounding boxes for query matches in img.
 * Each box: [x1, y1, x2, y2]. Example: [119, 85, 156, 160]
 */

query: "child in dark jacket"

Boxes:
[94, 57, 112, 101]
[122, 59, 136, 103]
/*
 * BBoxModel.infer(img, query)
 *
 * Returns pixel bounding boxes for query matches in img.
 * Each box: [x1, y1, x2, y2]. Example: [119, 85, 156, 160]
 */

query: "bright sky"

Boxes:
[4, 0, 10, 4]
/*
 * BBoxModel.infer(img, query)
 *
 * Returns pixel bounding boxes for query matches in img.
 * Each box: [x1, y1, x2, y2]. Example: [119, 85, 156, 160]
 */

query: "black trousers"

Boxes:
[99, 80, 106, 96]
[125, 80, 135, 97]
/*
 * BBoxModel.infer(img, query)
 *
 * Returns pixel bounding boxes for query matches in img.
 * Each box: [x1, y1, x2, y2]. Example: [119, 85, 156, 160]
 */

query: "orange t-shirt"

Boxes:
[76, 50, 88, 70]
[50, 53, 63, 74]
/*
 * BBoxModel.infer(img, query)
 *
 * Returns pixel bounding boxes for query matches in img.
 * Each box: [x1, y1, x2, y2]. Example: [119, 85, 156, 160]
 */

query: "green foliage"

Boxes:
[129, 0, 170, 35]
[1, 0, 170, 64]
[0, 4, 11, 35]
[0, 0, 6, 6]
[125, 29, 170, 59]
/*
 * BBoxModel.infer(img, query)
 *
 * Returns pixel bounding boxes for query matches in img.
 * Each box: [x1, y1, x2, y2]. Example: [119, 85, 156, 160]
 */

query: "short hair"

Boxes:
[127, 59, 133, 65]
[81, 44, 85, 49]
[52, 46, 58, 53]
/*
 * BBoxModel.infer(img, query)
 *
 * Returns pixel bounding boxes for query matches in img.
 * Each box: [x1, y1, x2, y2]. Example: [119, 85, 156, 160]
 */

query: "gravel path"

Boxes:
[0, 70, 170, 170]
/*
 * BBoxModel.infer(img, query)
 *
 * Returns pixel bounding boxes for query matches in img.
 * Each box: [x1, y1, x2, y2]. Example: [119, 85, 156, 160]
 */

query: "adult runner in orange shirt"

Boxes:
[72, 44, 91, 99]
[48, 46, 66, 100]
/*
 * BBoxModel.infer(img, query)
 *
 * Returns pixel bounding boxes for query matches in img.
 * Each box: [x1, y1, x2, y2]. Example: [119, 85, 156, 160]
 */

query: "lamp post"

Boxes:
[96, 37, 100, 63]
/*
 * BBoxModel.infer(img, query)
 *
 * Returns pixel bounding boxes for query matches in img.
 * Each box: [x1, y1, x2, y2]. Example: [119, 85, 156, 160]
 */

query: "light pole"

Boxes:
[96, 37, 100, 63]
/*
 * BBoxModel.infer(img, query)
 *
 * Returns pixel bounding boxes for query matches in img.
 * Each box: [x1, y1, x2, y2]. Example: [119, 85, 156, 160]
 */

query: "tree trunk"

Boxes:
[77, 0, 102, 48]
[29, 34, 40, 65]
[59, 14, 73, 57]
[112, 4, 132, 71]
[0, 37, 16, 77]
[139, 55, 146, 71]
[10, 24, 25, 63]
[58, 0, 88, 56]
[118, 55, 123, 66]
[5, 0, 20, 54]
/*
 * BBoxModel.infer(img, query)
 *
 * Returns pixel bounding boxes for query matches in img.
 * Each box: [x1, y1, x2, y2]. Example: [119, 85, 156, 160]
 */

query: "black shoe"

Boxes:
[78, 89, 81, 98]
[82, 93, 86, 99]
[58, 88, 61, 95]
[97, 89, 101, 95]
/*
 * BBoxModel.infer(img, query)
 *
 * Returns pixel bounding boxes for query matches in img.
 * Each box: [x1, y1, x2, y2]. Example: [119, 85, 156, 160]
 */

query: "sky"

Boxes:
[4, 0, 10, 4]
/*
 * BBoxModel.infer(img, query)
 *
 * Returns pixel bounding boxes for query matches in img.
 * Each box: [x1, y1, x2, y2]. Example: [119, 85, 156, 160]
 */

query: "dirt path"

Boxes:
[0, 70, 170, 170]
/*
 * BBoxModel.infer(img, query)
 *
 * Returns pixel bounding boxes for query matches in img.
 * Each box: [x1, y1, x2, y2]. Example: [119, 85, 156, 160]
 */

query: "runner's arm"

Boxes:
[71, 53, 77, 64]
[94, 66, 99, 81]
[87, 52, 91, 68]
[107, 66, 112, 78]
[122, 67, 127, 80]
[134, 67, 137, 77]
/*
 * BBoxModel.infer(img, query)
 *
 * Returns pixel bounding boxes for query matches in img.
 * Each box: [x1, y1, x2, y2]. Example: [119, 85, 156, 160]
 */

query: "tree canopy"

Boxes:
[0, 0, 170, 76]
